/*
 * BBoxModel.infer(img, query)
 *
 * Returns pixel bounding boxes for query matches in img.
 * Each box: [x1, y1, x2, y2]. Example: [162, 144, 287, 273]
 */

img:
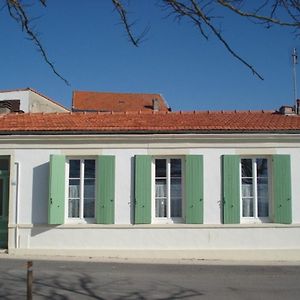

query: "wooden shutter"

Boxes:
[222, 155, 240, 224]
[134, 155, 151, 224]
[185, 155, 203, 224]
[48, 155, 65, 225]
[96, 155, 115, 224]
[272, 155, 292, 224]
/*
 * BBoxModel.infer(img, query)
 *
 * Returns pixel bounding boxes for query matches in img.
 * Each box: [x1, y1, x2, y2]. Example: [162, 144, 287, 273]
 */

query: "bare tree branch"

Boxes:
[6, 0, 69, 85]
[111, 0, 149, 46]
[218, 0, 300, 27]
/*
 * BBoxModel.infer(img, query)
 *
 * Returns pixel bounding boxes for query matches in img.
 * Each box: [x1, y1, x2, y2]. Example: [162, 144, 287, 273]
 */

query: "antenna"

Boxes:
[292, 48, 298, 109]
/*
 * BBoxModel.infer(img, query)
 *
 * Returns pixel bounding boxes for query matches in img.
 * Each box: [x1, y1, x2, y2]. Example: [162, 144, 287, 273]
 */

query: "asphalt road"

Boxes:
[0, 258, 299, 299]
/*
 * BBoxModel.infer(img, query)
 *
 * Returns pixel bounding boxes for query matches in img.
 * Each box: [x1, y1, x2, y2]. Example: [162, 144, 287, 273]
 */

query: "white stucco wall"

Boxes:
[0, 90, 68, 113]
[1, 133, 300, 254]
[0, 90, 29, 112]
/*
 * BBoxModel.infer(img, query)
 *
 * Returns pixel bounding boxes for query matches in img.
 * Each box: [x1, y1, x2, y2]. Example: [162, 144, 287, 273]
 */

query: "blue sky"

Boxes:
[0, 1, 299, 111]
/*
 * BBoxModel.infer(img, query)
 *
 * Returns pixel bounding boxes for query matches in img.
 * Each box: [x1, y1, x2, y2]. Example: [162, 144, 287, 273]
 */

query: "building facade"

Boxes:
[0, 110, 299, 259]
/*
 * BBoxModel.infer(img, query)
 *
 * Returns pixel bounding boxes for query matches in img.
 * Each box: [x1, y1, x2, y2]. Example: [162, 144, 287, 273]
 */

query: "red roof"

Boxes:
[0, 110, 300, 134]
[72, 91, 169, 112]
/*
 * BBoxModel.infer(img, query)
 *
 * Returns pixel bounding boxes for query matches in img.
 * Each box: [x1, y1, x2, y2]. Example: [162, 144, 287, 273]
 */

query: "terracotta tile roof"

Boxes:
[0, 110, 300, 134]
[72, 91, 170, 112]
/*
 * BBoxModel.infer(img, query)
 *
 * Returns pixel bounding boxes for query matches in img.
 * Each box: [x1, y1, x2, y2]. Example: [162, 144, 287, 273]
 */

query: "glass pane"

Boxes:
[155, 179, 166, 197]
[242, 178, 253, 197]
[84, 160, 95, 178]
[0, 179, 3, 216]
[155, 159, 166, 177]
[84, 179, 95, 198]
[69, 179, 80, 198]
[242, 198, 253, 217]
[241, 159, 252, 177]
[257, 159, 268, 177]
[171, 198, 182, 218]
[69, 160, 80, 178]
[68, 198, 79, 218]
[257, 178, 268, 198]
[84, 198, 95, 218]
[171, 178, 181, 198]
[0, 160, 9, 171]
[258, 198, 269, 217]
[171, 159, 181, 177]
[155, 198, 167, 217]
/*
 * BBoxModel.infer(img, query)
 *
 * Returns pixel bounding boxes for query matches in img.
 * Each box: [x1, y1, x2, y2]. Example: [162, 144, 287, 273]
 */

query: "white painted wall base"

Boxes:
[7, 248, 300, 262]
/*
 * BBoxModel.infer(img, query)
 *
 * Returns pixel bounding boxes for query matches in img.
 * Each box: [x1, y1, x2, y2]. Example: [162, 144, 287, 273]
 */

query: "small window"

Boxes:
[241, 158, 269, 221]
[154, 158, 183, 222]
[68, 159, 96, 220]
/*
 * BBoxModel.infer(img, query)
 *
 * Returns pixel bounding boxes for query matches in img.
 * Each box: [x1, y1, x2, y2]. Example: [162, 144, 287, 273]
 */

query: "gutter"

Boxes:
[1, 129, 300, 135]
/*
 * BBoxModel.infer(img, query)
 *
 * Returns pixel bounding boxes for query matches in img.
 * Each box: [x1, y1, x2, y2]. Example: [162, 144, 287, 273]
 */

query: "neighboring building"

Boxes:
[72, 91, 170, 112]
[0, 88, 69, 113]
[0, 107, 300, 259]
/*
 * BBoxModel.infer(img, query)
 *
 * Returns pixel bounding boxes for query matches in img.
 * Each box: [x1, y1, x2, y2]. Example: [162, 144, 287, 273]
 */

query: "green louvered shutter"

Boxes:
[134, 155, 151, 224]
[222, 155, 240, 224]
[185, 155, 203, 224]
[272, 155, 292, 224]
[48, 155, 65, 225]
[96, 156, 115, 224]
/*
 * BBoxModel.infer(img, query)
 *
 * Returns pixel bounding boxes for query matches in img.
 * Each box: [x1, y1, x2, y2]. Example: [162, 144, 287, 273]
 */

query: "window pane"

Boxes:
[171, 178, 181, 198]
[257, 178, 269, 217]
[155, 159, 166, 177]
[84, 198, 95, 218]
[155, 179, 166, 197]
[258, 198, 269, 217]
[171, 198, 182, 218]
[0, 160, 9, 171]
[242, 178, 253, 197]
[68, 199, 79, 218]
[84, 179, 95, 198]
[155, 198, 167, 217]
[84, 160, 95, 178]
[242, 198, 253, 217]
[69, 160, 80, 178]
[69, 179, 80, 198]
[257, 159, 268, 177]
[241, 159, 252, 177]
[257, 178, 268, 198]
[171, 159, 181, 177]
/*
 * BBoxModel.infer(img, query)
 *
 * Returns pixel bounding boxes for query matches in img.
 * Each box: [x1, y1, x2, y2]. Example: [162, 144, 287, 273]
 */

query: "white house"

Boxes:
[0, 105, 300, 260]
[0, 88, 69, 113]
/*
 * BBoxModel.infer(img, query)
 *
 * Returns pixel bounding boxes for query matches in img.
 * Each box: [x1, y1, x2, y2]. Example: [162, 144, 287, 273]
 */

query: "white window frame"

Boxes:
[151, 156, 184, 224]
[240, 156, 272, 224]
[65, 157, 96, 224]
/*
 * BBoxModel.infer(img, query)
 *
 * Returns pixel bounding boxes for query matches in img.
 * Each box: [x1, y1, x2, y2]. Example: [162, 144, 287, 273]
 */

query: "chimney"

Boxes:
[297, 99, 300, 115]
[279, 105, 295, 115]
[152, 98, 159, 111]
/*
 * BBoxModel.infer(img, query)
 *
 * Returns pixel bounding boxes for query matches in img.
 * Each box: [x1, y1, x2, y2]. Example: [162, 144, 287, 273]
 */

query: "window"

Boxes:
[68, 159, 96, 219]
[154, 158, 183, 222]
[223, 154, 292, 225]
[135, 155, 203, 225]
[49, 155, 115, 225]
[241, 158, 269, 220]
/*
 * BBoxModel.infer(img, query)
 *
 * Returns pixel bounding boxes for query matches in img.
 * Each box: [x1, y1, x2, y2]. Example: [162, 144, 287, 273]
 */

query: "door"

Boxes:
[0, 170, 9, 248]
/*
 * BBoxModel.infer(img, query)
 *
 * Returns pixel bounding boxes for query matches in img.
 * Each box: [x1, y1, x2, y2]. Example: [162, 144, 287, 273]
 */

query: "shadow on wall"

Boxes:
[31, 162, 49, 226]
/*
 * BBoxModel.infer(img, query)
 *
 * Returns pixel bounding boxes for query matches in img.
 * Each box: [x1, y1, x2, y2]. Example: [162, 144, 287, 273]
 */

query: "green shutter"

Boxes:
[272, 155, 292, 224]
[96, 156, 115, 224]
[185, 155, 203, 224]
[222, 155, 240, 224]
[48, 155, 65, 225]
[134, 155, 151, 224]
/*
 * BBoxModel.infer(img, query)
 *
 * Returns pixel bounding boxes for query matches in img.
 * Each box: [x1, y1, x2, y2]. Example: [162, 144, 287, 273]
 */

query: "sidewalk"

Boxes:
[1, 249, 300, 266]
